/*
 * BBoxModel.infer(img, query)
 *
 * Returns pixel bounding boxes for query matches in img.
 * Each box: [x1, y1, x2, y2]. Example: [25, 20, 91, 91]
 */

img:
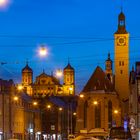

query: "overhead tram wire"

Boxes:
[1, 55, 139, 69]
[0, 35, 114, 40]
[0, 34, 140, 39]
[0, 35, 140, 48]
[0, 38, 114, 48]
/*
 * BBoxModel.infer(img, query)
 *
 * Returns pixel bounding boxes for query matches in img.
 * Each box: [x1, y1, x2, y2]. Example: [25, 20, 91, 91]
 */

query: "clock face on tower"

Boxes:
[117, 36, 126, 46]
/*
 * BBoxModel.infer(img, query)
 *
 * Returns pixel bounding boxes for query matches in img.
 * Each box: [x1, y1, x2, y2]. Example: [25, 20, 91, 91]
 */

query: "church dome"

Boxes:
[22, 64, 33, 73]
[64, 63, 74, 71]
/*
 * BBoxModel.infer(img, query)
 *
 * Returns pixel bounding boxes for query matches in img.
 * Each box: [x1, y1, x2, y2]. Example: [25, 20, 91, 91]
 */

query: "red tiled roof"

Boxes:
[82, 66, 114, 92]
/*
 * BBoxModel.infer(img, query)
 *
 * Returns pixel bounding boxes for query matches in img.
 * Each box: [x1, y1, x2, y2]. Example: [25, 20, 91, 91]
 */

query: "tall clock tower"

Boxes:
[114, 11, 129, 100]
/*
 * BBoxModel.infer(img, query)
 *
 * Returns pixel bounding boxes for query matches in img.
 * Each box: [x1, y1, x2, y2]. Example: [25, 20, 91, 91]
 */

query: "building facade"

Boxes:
[76, 66, 121, 132]
[32, 71, 62, 97]
[0, 79, 41, 140]
[21, 62, 75, 97]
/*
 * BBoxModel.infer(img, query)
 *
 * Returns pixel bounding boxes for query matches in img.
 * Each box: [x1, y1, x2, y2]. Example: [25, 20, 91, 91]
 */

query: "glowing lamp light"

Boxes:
[0, 0, 8, 6]
[93, 101, 98, 105]
[79, 94, 84, 98]
[33, 101, 38, 106]
[59, 107, 63, 111]
[69, 87, 73, 91]
[0, 0, 10, 9]
[73, 112, 77, 116]
[47, 105, 51, 109]
[17, 85, 23, 91]
[13, 96, 18, 101]
[55, 69, 63, 78]
[38, 46, 48, 57]
[114, 110, 118, 114]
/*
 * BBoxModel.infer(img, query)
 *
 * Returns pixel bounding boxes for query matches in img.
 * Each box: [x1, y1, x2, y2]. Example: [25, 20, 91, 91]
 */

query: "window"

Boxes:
[108, 101, 112, 128]
[119, 61, 124, 66]
[84, 101, 88, 128]
[119, 61, 121, 66]
[95, 103, 101, 128]
[120, 70, 123, 74]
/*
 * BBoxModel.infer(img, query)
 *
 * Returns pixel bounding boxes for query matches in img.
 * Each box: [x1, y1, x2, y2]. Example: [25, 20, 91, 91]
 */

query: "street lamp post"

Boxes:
[58, 107, 63, 139]
[2, 86, 4, 140]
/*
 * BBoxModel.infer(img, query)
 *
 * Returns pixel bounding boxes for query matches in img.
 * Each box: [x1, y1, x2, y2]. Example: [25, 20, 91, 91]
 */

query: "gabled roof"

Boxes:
[35, 72, 60, 85]
[82, 66, 114, 92]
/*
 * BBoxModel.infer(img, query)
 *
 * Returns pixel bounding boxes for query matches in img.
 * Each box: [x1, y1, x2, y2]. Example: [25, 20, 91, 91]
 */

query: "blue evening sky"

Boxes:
[0, 0, 140, 93]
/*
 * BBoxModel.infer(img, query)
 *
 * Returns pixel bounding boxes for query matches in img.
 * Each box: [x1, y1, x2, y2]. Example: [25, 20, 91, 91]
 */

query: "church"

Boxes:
[21, 62, 75, 97]
[76, 10, 131, 132]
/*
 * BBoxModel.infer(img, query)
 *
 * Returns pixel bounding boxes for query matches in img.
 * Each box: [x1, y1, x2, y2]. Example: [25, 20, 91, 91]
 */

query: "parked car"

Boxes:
[109, 127, 132, 140]
[88, 128, 109, 140]
[68, 134, 75, 140]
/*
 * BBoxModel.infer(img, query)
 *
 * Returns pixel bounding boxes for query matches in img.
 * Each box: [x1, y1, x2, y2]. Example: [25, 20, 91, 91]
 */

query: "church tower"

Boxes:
[63, 62, 75, 95]
[21, 62, 33, 95]
[22, 62, 33, 86]
[114, 11, 129, 100]
[105, 53, 113, 83]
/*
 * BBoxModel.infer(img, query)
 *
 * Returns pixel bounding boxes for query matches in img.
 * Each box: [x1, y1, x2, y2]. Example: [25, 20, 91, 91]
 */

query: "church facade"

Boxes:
[76, 10, 131, 132]
[21, 62, 75, 97]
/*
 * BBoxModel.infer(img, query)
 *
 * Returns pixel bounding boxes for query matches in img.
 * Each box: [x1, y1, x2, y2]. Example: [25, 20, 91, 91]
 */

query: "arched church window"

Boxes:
[108, 100, 112, 128]
[95, 103, 101, 128]
[84, 101, 88, 128]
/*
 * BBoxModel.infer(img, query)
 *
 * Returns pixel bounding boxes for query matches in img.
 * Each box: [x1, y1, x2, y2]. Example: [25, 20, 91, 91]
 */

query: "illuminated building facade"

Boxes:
[76, 66, 121, 132]
[114, 11, 129, 101]
[21, 62, 75, 97]
[0, 79, 41, 140]
[63, 63, 75, 95]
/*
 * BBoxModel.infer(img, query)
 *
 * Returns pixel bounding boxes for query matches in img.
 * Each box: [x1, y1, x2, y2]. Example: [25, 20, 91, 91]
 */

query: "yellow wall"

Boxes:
[114, 33, 129, 100]
[76, 92, 121, 132]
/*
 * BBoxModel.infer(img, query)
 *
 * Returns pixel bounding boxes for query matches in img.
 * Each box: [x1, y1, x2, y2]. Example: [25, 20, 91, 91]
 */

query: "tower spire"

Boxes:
[121, 6, 123, 13]
[68, 57, 70, 64]
[115, 8, 127, 34]
[108, 52, 110, 60]
[26, 58, 29, 65]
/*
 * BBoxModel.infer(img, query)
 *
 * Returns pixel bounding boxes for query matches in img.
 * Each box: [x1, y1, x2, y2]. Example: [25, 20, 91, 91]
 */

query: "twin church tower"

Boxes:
[21, 62, 75, 97]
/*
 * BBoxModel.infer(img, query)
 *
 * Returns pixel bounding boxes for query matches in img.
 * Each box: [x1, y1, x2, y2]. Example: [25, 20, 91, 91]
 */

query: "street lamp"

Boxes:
[58, 107, 63, 139]
[55, 69, 63, 87]
[47, 104, 51, 109]
[17, 84, 23, 91]
[93, 101, 98, 105]
[59, 107, 63, 111]
[69, 87, 73, 95]
[79, 94, 84, 98]
[13, 96, 18, 101]
[0, 0, 10, 8]
[38, 45, 48, 58]
[114, 110, 119, 114]
[55, 69, 63, 78]
[33, 101, 38, 106]
[73, 112, 76, 116]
